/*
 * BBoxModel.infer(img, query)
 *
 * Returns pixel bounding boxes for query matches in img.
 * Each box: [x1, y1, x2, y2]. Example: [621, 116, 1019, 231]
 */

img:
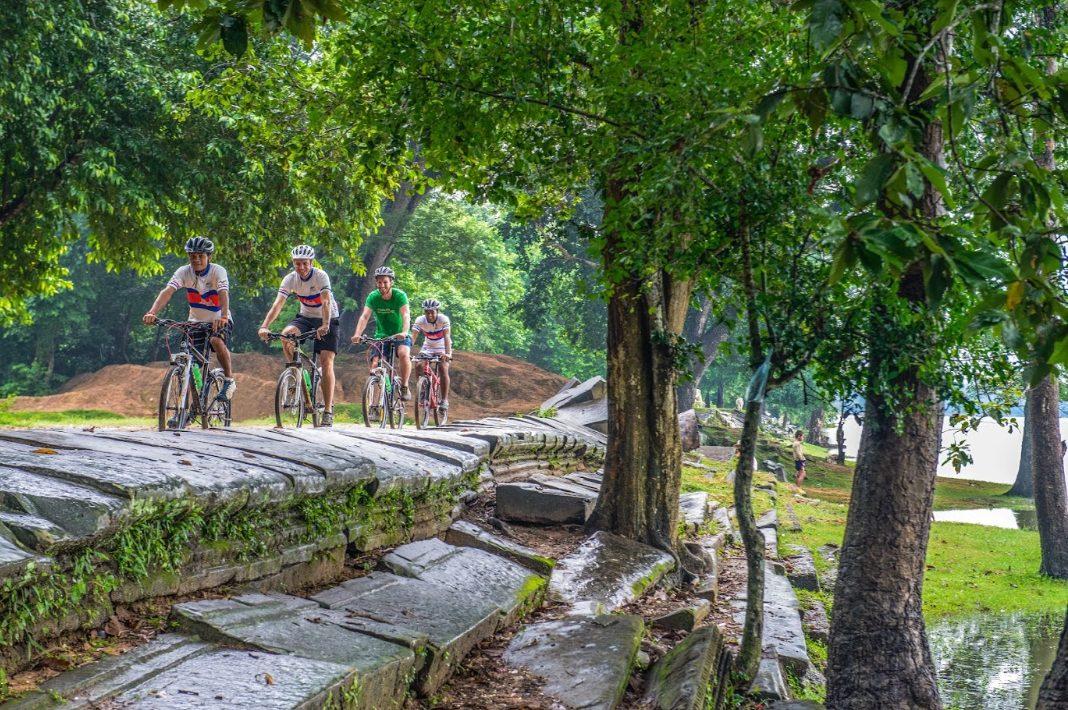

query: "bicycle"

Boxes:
[266, 330, 326, 428]
[154, 319, 232, 432]
[359, 336, 406, 429]
[413, 352, 449, 428]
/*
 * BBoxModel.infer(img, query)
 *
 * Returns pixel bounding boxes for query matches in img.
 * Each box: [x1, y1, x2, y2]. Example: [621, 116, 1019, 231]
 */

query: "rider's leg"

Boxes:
[439, 360, 450, 404]
[397, 344, 412, 398]
[280, 323, 299, 362]
[319, 350, 336, 411]
[210, 337, 233, 378]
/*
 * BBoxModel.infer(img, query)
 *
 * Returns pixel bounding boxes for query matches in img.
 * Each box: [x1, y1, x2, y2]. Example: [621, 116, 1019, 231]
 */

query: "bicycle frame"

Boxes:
[157, 319, 220, 428]
[269, 331, 323, 427]
[416, 355, 442, 409]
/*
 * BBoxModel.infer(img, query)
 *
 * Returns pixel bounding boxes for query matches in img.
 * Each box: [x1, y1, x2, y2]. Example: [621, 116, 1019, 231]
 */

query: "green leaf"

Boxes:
[923, 254, 951, 307]
[829, 236, 857, 284]
[931, 0, 959, 36]
[810, 0, 844, 52]
[1049, 336, 1068, 366]
[916, 159, 956, 209]
[855, 153, 895, 206]
[850, 93, 875, 119]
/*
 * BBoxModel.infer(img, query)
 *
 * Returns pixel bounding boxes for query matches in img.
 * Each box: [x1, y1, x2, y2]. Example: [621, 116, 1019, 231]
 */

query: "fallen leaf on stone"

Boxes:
[177, 689, 199, 696]
[82, 426, 96, 433]
[215, 695, 225, 700]
[32, 448, 59, 455]
[264, 673, 275, 685]
[178, 459, 193, 466]
[243, 452, 256, 459]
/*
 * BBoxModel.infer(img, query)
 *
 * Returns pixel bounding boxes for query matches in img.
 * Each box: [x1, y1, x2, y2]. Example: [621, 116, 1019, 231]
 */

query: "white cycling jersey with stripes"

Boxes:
[278, 268, 339, 319]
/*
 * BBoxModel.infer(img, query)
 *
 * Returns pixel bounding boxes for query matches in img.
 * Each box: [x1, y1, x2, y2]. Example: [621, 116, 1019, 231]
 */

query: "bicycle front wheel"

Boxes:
[309, 372, 326, 427]
[415, 376, 434, 429]
[275, 368, 304, 428]
[362, 376, 385, 428]
[389, 377, 405, 430]
[158, 366, 187, 431]
[201, 374, 232, 429]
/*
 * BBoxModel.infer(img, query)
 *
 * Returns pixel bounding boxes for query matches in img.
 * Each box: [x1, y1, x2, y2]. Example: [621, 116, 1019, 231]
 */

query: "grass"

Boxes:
[687, 419, 1068, 621]
[0, 405, 154, 428]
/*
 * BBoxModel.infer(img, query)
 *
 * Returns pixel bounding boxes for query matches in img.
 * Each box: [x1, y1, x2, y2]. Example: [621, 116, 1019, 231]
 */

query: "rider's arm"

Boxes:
[259, 294, 288, 335]
[318, 290, 333, 334]
[143, 285, 176, 324]
[352, 306, 373, 341]
[398, 304, 411, 339]
[218, 289, 231, 323]
[444, 329, 453, 358]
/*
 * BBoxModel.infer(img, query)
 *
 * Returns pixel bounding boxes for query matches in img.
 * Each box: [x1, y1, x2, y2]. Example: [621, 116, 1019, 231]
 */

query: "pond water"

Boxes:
[933, 508, 1038, 530]
[929, 611, 1063, 709]
[834, 417, 1068, 485]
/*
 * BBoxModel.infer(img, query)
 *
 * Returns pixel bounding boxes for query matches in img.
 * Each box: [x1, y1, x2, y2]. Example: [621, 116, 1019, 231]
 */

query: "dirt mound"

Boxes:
[12, 350, 566, 423]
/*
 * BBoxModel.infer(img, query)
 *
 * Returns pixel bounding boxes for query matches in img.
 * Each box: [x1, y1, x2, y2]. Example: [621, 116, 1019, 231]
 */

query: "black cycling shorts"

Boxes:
[288, 315, 340, 354]
[190, 320, 233, 355]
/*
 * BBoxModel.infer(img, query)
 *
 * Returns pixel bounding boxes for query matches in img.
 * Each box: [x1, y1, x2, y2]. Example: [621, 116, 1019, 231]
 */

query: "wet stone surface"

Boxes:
[445, 520, 556, 575]
[784, 546, 820, 592]
[751, 655, 789, 700]
[733, 562, 811, 677]
[550, 531, 675, 613]
[504, 613, 643, 710]
[496, 479, 597, 524]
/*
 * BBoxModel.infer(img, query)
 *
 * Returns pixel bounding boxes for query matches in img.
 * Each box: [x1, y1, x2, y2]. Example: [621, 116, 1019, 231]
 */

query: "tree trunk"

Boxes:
[1028, 4, 1068, 579]
[807, 406, 826, 446]
[715, 376, 725, 408]
[338, 179, 426, 345]
[1039, 608, 1068, 706]
[1008, 399, 1035, 497]
[826, 30, 947, 707]
[733, 396, 765, 682]
[1029, 375, 1068, 577]
[589, 181, 699, 571]
[676, 298, 732, 412]
[836, 412, 847, 465]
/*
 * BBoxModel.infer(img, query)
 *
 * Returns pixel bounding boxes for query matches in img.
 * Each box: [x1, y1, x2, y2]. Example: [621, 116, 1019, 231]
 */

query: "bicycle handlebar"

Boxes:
[266, 330, 319, 343]
[155, 318, 213, 331]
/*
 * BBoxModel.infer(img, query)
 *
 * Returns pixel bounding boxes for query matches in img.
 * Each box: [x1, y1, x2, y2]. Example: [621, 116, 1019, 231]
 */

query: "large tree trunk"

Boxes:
[1039, 608, 1068, 706]
[1029, 375, 1068, 577]
[1008, 400, 1035, 497]
[807, 405, 826, 446]
[826, 29, 946, 707]
[836, 412, 847, 465]
[676, 297, 732, 412]
[733, 396, 765, 682]
[589, 182, 698, 568]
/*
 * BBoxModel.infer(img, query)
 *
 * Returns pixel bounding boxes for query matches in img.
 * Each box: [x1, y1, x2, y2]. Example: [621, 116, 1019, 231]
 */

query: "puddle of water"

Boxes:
[933, 508, 1037, 530]
[929, 611, 1062, 709]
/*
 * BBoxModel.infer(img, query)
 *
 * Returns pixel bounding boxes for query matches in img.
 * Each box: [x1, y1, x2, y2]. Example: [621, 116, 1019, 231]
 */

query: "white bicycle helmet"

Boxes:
[374, 266, 395, 279]
[422, 298, 441, 310]
[291, 244, 315, 259]
[184, 236, 215, 254]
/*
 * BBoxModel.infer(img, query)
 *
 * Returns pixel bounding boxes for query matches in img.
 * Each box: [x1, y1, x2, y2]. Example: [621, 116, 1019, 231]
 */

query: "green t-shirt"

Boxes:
[365, 288, 409, 338]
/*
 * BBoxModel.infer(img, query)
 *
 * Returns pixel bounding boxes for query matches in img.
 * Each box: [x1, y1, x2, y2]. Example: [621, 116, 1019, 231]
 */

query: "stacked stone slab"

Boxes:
[0, 416, 604, 674]
[10, 538, 547, 709]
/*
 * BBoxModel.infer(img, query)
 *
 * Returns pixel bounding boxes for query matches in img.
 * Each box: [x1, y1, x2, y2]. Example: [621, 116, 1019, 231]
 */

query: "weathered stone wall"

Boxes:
[0, 418, 605, 673]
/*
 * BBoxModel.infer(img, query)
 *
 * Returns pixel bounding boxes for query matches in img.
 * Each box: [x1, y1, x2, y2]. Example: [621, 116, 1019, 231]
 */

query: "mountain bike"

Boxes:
[359, 336, 406, 429]
[267, 330, 326, 428]
[154, 319, 232, 431]
[413, 352, 449, 428]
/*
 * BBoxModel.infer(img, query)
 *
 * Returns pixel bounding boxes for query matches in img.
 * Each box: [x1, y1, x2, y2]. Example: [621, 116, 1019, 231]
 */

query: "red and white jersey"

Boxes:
[167, 264, 231, 323]
[413, 313, 451, 353]
[278, 268, 339, 319]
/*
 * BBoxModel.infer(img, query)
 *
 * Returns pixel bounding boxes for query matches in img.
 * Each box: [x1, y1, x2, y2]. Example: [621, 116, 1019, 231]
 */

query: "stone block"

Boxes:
[310, 571, 501, 696]
[540, 376, 607, 412]
[801, 600, 830, 644]
[495, 480, 596, 525]
[643, 625, 725, 710]
[651, 599, 711, 632]
[751, 655, 789, 701]
[445, 520, 555, 576]
[550, 531, 675, 613]
[784, 546, 820, 592]
[504, 614, 643, 710]
[679, 409, 700, 452]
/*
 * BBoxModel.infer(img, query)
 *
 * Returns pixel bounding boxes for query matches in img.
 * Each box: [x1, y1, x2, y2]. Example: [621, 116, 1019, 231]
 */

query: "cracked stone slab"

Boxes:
[172, 593, 413, 709]
[0, 465, 125, 539]
[784, 546, 820, 592]
[380, 538, 546, 621]
[540, 376, 606, 412]
[751, 654, 789, 701]
[550, 531, 675, 613]
[678, 492, 709, 534]
[643, 625, 725, 710]
[552, 398, 608, 435]
[445, 520, 555, 576]
[310, 571, 501, 695]
[496, 480, 596, 525]
[341, 429, 483, 472]
[504, 613, 642, 710]
[0, 530, 47, 578]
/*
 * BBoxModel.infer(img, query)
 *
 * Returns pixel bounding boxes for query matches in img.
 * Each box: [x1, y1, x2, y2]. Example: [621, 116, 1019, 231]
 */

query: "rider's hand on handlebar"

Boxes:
[316, 324, 330, 339]
[213, 316, 229, 332]
[142, 313, 157, 326]
[258, 327, 271, 342]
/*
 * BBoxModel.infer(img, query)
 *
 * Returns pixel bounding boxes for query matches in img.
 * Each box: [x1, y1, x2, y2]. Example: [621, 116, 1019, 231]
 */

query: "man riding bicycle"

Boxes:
[258, 245, 339, 427]
[351, 266, 412, 400]
[142, 237, 236, 400]
[411, 298, 453, 411]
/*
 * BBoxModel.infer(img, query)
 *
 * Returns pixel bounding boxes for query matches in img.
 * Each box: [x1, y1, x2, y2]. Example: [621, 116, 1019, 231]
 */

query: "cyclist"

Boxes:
[142, 237, 236, 400]
[258, 245, 339, 427]
[410, 298, 453, 412]
[351, 266, 412, 400]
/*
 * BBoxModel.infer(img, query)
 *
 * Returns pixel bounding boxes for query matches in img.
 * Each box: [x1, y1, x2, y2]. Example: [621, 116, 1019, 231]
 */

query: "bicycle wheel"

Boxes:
[389, 377, 405, 429]
[275, 368, 304, 428]
[362, 376, 385, 427]
[158, 366, 187, 431]
[415, 376, 432, 429]
[201, 373, 232, 429]
[309, 371, 326, 427]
